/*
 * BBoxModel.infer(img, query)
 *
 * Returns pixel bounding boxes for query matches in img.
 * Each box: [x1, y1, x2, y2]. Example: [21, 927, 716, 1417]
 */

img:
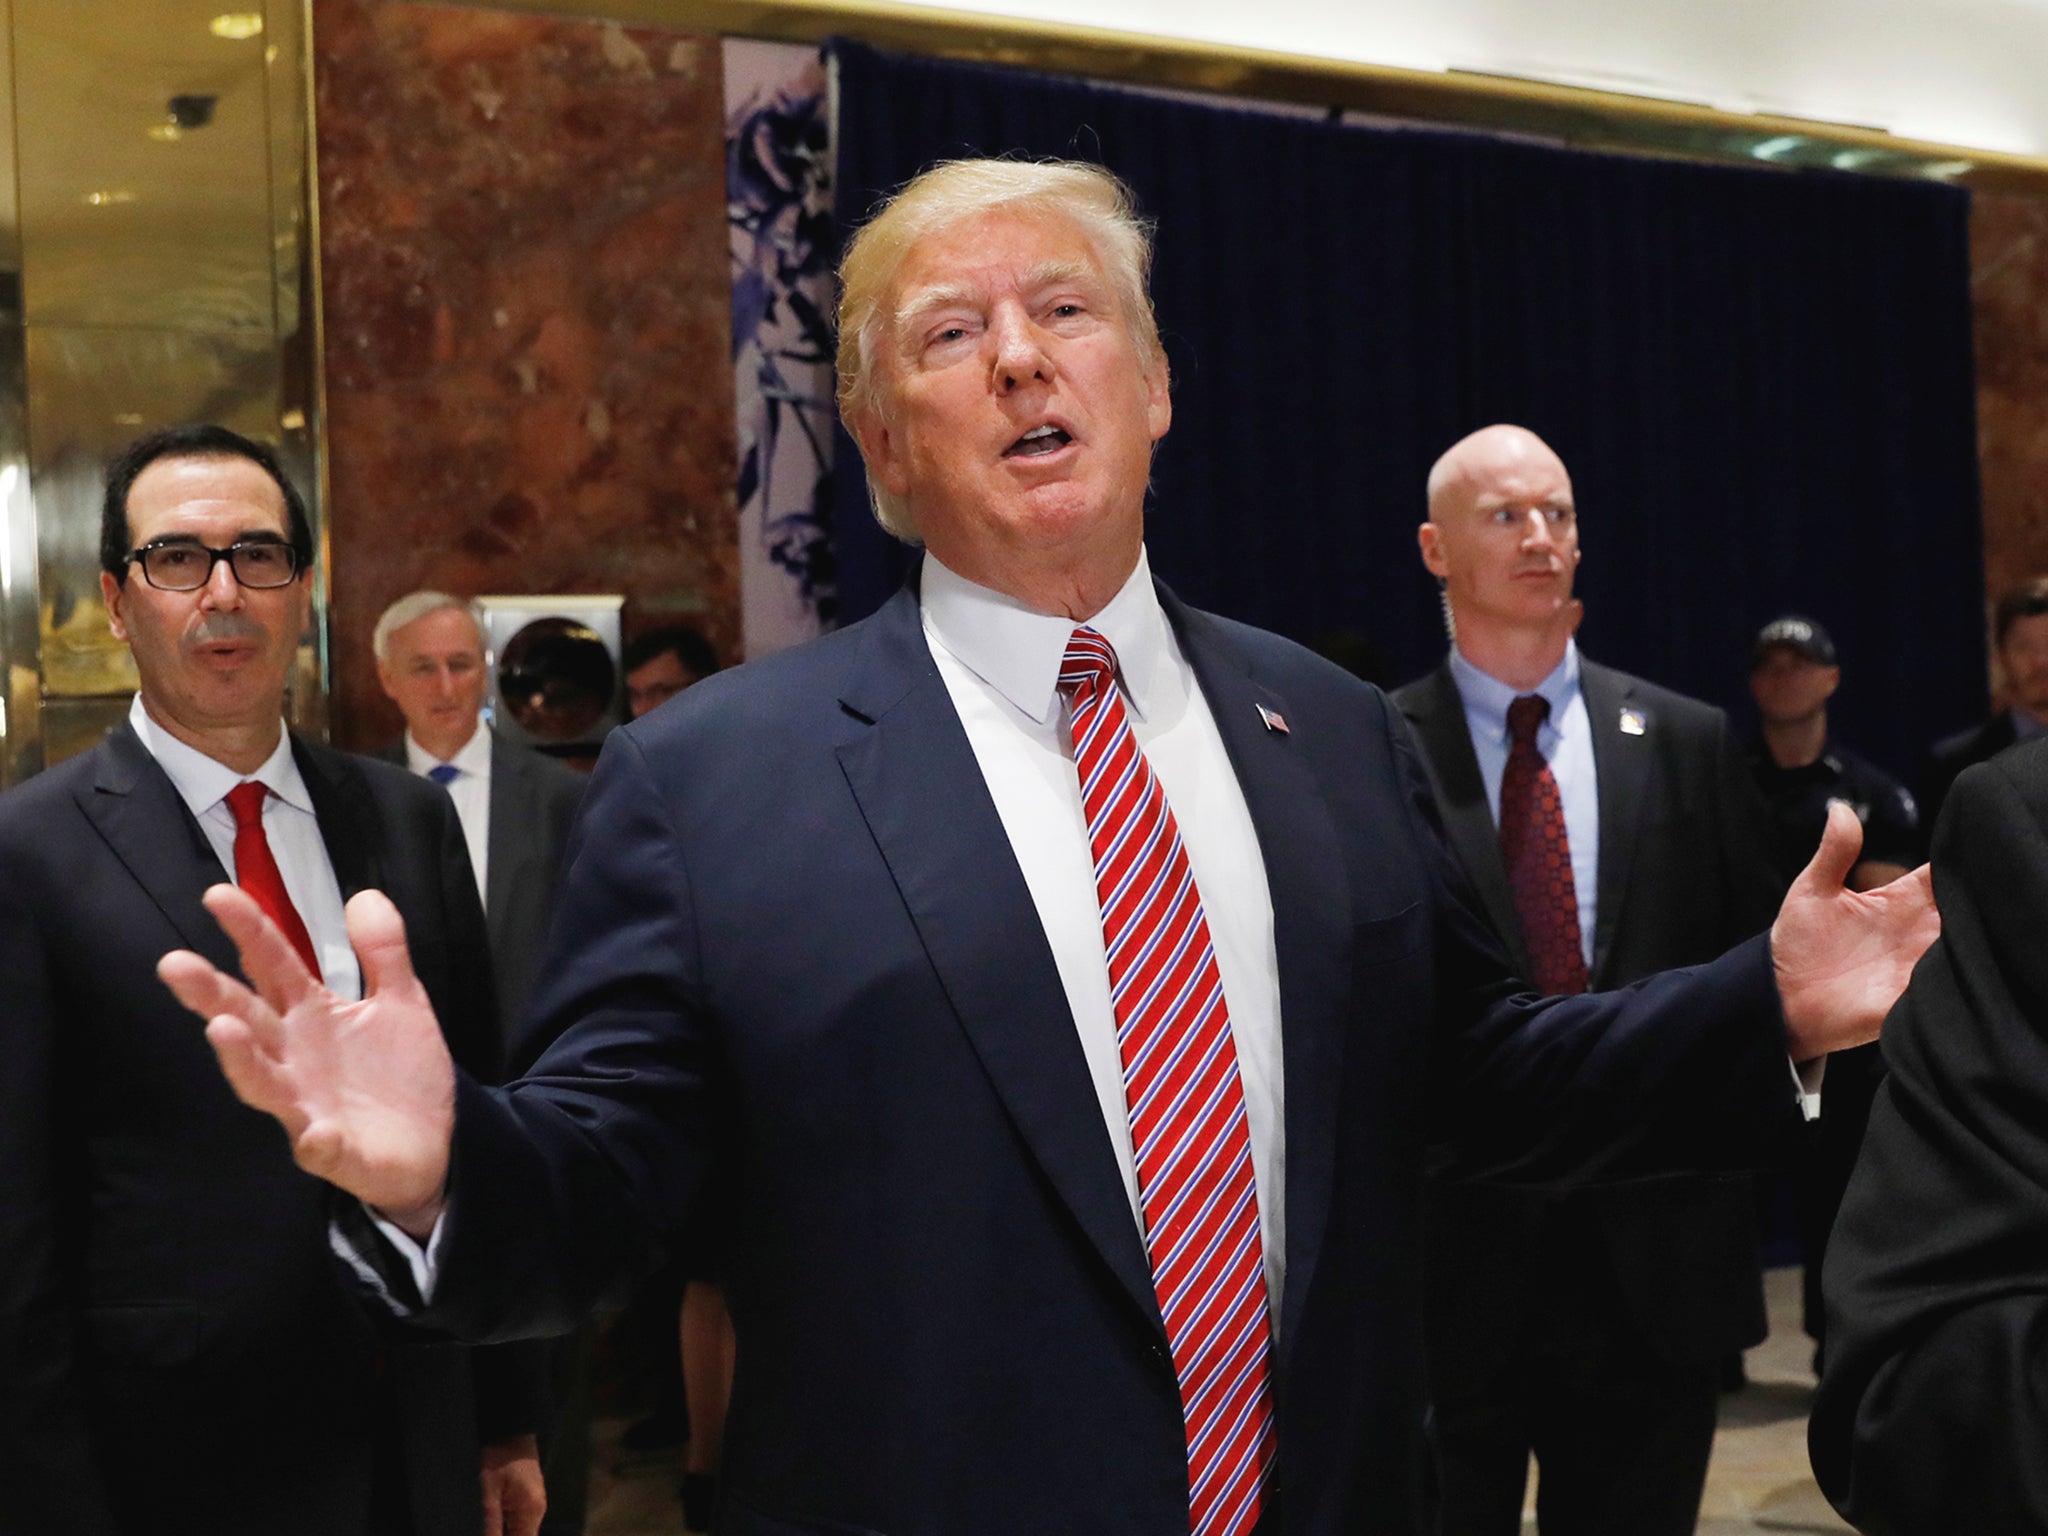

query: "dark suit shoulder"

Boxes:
[486, 731, 586, 832]
[314, 737, 449, 812]
[1950, 734, 2048, 826]
[1173, 601, 1397, 721]
[0, 736, 107, 835]
[1931, 715, 2016, 771]
[1579, 658, 1729, 734]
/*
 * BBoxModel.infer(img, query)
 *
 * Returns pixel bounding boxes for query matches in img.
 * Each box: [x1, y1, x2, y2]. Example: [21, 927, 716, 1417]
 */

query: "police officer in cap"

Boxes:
[1750, 616, 1920, 888]
[1747, 613, 1921, 1368]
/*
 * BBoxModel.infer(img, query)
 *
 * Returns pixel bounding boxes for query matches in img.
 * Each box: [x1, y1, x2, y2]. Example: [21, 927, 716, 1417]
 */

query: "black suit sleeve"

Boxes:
[1389, 713, 1797, 1188]
[1810, 747, 2048, 1532]
[410, 788, 554, 1444]
[0, 832, 120, 1534]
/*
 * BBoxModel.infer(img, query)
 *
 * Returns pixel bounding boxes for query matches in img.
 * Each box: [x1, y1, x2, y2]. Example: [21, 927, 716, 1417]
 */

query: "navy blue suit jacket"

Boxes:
[418, 582, 1795, 1536]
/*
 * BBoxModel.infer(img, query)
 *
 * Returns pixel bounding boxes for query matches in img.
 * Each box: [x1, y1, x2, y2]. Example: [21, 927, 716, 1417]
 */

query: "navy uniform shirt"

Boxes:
[1750, 740, 1922, 883]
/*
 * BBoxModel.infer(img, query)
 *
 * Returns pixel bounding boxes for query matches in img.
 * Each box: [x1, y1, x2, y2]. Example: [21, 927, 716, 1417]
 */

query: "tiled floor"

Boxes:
[1685, 1267, 1852, 1535]
[587, 1267, 1845, 1535]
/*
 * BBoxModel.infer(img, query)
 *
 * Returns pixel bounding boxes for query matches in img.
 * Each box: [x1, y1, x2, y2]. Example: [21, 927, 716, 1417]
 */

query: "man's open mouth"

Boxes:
[1004, 424, 1072, 458]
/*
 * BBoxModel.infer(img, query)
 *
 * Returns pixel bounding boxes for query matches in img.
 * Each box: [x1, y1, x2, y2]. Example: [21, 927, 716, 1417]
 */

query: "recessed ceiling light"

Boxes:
[210, 13, 263, 40]
[84, 190, 137, 207]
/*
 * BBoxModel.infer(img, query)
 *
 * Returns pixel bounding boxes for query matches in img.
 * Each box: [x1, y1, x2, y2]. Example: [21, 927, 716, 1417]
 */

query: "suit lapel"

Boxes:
[483, 733, 526, 931]
[1580, 661, 1648, 986]
[1400, 664, 1529, 976]
[292, 737, 380, 901]
[80, 724, 241, 971]
[1163, 593, 1351, 1362]
[833, 588, 1166, 1342]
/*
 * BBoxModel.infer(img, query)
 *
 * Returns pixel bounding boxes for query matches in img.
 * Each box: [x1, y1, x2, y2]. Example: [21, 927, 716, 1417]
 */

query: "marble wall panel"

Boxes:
[1969, 189, 2048, 701]
[313, 0, 736, 750]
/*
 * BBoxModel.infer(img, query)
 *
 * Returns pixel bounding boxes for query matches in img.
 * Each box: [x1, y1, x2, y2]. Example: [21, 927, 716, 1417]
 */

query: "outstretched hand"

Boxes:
[1772, 800, 1940, 1060]
[157, 885, 455, 1237]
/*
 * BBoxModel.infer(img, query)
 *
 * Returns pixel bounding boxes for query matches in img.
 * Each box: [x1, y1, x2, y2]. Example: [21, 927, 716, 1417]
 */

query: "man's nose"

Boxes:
[1519, 510, 1557, 548]
[989, 308, 1051, 392]
[199, 553, 244, 608]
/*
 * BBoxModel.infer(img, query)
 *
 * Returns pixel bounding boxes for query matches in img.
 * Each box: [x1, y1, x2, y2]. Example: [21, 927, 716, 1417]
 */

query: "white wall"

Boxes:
[889, 0, 2048, 158]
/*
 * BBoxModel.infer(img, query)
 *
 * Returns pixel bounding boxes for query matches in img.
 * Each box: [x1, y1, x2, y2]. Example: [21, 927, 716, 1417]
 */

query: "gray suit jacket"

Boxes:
[374, 730, 585, 1043]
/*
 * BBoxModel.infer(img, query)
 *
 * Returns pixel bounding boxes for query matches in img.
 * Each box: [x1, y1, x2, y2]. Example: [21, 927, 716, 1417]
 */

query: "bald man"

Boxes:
[1392, 426, 1783, 1536]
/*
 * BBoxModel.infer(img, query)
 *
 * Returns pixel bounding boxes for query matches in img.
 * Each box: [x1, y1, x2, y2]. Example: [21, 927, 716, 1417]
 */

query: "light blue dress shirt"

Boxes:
[1447, 641, 1600, 970]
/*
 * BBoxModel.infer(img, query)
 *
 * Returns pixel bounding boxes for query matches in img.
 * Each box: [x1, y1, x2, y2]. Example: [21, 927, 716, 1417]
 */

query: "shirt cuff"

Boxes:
[329, 1202, 447, 1313]
[371, 1206, 446, 1302]
[1791, 1054, 1826, 1121]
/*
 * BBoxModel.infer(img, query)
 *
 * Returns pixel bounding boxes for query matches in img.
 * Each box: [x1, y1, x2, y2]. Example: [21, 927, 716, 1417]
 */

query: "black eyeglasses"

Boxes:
[126, 537, 303, 592]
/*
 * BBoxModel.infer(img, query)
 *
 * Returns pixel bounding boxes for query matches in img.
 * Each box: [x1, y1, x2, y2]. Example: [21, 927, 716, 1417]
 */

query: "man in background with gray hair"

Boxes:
[163, 161, 1932, 1536]
[372, 590, 585, 1037]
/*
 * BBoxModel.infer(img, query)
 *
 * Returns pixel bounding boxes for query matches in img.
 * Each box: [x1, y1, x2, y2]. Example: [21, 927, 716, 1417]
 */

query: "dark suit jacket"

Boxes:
[404, 585, 1796, 1536]
[1393, 658, 1782, 1375]
[1811, 739, 2048, 1533]
[374, 730, 585, 1033]
[1919, 711, 2018, 831]
[0, 726, 509, 1536]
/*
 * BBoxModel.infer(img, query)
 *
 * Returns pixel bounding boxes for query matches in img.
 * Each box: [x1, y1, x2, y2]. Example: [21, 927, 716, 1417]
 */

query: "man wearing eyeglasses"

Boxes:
[0, 423, 546, 1535]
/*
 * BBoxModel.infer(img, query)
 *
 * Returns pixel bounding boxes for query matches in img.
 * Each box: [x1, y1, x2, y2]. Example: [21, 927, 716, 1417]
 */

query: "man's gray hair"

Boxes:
[835, 158, 1164, 544]
[372, 590, 484, 662]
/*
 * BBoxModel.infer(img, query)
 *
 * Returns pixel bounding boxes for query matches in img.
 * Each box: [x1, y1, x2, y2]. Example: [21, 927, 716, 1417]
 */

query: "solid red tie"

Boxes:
[1498, 695, 1588, 995]
[1061, 626, 1275, 1536]
[224, 780, 323, 981]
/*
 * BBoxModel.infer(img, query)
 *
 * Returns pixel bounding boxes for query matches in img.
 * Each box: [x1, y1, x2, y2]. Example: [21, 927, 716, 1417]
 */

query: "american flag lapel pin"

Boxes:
[1619, 707, 1647, 737]
[1257, 703, 1289, 734]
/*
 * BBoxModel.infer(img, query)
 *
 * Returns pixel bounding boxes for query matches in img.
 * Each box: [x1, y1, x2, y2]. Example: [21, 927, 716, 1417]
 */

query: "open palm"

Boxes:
[1773, 800, 1940, 1060]
[158, 884, 455, 1234]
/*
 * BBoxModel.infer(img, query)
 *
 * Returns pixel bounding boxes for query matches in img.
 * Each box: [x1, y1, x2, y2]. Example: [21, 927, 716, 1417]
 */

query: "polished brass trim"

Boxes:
[0, 0, 33, 785]
[449, 0, 2048, 192]
[278, 0, 328, 737]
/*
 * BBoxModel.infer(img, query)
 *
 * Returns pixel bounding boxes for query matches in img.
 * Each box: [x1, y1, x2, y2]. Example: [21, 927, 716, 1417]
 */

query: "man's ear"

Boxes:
[101, 570, 130, 643]
[1418, 521, 1450, 579]
[1145, 355, 1172, 444]
[849, 408, 911, 498]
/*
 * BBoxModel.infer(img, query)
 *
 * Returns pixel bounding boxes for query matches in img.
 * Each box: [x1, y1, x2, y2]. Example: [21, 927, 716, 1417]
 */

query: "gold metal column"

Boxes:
[0, 0, 321, 781]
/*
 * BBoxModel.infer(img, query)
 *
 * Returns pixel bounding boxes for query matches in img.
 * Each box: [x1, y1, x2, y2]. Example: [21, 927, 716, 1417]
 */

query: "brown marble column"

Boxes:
[1971, 189, 2048, 691]
[313, 0, 737, 749]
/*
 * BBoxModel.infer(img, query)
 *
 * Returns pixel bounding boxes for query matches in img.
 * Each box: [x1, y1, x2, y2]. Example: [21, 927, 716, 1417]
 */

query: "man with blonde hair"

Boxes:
[161, 161, 1932, 1536]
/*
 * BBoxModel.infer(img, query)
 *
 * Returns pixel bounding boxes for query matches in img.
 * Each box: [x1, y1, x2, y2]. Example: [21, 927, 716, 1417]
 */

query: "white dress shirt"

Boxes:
[1448, 641, 1599, 969]
[921, 546, 1290, 1321]
[128, 694, 362, 1000]
[405, 717, 493, 905]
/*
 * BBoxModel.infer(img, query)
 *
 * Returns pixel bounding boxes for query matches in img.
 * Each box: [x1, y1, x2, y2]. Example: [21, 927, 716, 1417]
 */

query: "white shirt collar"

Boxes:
[1448, 638, 1582, 744]
[405, 715, 492, 778]
[919, 545, 1171, 726]
[127, 693, 314, 817]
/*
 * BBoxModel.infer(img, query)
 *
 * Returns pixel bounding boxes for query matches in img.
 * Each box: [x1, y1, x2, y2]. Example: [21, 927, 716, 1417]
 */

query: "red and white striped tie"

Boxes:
[1060, 625, 1276, 1536]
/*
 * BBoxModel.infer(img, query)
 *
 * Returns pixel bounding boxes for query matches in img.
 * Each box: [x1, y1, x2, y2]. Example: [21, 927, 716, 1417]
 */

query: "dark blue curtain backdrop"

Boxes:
[827, 40, 1984, 781]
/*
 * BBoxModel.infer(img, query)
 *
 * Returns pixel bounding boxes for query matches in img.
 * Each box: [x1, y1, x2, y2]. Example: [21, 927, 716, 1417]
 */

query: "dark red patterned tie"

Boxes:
[1061, 626, 1274, 1536]
[1498, 695, 1588, 995]
[224, 780, 323, 982]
